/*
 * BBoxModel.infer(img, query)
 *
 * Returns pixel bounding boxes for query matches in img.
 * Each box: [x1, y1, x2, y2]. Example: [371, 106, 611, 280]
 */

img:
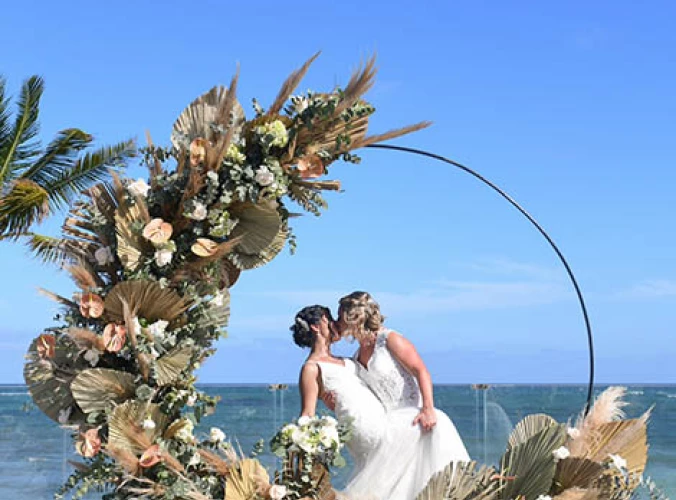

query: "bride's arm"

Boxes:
[386, 332, 438, 432]
[298, 363, 321, 417]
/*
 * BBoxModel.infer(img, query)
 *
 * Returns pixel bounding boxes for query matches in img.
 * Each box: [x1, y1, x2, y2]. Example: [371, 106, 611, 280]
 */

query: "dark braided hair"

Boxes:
[290, 305, 334, 348]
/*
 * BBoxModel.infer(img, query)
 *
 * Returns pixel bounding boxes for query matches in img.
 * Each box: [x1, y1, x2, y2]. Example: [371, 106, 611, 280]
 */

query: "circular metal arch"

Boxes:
[366, 143, 595, 415]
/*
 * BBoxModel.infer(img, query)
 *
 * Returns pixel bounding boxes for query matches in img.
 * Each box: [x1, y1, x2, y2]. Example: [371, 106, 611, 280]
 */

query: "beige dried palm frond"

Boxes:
[499, 422, 567, 500]
[227, 201, 283, 270]
[65, 262, 104, 290]
[268, 51, 321, 116]
[83, 182, 119, 224]
[198, 448, 230, 477]
[569, 387, 628, 456]
[416, 461, 501, 500]
[587, 413, 650, 478]
[295, 179, 342, 191]
[553, 487, 602, 500]
[171, 85, 245, 151]
[108, 401, 167, 455]
[23, 334, 86, 424]
[104, 280, 193, 324]
[555, 457, 605, 491]
[155, 347, 193, 386]
[224, 457, 270, 500]
[63, 327, 106, 352]
[70, 368, 136, 413]
[211, 69, 242, 170]
[508, 413, 560, 449]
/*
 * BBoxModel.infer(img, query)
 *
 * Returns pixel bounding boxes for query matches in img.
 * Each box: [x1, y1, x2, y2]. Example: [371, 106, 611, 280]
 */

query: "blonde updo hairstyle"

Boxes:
[338, 291, 385, 342]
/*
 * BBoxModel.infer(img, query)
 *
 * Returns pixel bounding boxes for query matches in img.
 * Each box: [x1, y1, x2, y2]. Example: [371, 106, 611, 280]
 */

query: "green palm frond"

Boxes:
[0, 75, 43, 182]
[0, 179, 49, 237]
[43, 139, 136, 210]
[21, 128, 92, 183]
[0, 78, 10, 156]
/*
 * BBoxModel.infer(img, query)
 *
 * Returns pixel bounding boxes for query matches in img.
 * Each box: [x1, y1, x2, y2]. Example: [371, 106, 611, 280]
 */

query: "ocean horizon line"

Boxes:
[2, 382, 675, 388]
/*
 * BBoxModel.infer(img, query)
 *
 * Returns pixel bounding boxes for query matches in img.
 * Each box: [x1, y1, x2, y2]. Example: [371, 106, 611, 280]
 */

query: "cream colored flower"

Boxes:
[143, 218, 173, 245]
[154, 248, 173, 267]
[83, 349, 101, 366]
[128, 178, 151, 197]
[188, 201, 208, 221]
[143, 417, 156, 430]
[567, 427, 580, 439]
[148, 320, 169, 340]
[225, 144, 246, 164]
[186, 394, 197, 407]
[174, 418, 194, 442]
[269, 484, 288, 500]
[552, 446, 570, 461]
[536, 496, 552, 500]
[297, 416, 311, 426]
[94, 246, 114, 266]
[255, 166, 275, 186]
[210, 427, 226, 443]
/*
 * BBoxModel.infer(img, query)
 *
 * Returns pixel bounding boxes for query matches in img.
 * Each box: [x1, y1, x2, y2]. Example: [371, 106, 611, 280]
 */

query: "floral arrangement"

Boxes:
[270, 416, 351, 499]
[416, 386, 663, 500]
[23, 53, 427, 500]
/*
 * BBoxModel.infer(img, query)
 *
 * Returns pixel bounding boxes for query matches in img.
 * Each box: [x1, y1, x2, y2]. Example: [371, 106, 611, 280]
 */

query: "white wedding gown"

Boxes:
[343, 328, 471, 500]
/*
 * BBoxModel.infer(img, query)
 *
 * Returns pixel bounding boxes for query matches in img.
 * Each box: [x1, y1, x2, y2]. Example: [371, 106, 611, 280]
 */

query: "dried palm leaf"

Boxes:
[218, 259, 241, 288]
[196, 290, 231, 330]
[24, 334, 86, 424]
[144, 130, 163, 179]
[83, 182, 119, 224]
[224, 458, 270, 500]
[508, 413, 559, 449]
[155, 347, 193, 386]
[569, 387, 628, 456]
[416, 461, 501, 500]
[108, 400, 168, 455]
[211, 70, 242, 170]
[171, 85, 245, 150]
[227, 201, 282, 270]
[113, 173, 151, 271]
[104, 280, 193, 323]
[553, 488, 602, 500]
[198, 448, 230, 477]
[70, 368, 136, 413]
[587, 415, 650, 478]
[555, 457, 605, 491]
[268, 52, 321, 116]
[335, 56, 377, 115]
[499, 422, 567, 500]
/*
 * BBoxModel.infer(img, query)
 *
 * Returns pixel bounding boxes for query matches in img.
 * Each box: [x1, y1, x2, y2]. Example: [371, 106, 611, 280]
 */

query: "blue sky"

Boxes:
[1, 0, 674, 384]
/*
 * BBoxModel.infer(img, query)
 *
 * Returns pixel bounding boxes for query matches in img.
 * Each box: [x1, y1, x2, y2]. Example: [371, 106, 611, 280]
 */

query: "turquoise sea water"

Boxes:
[1, 384, 674, 498]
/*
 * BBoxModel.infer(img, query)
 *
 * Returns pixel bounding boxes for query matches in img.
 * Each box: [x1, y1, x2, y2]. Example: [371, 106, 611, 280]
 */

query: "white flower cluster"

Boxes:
[255, 119, 289, 148]
[273, 415, 342, 456]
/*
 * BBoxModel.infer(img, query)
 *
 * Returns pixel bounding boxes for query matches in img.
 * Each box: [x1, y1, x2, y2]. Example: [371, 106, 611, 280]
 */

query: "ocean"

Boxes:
[1, 384, 674, 498]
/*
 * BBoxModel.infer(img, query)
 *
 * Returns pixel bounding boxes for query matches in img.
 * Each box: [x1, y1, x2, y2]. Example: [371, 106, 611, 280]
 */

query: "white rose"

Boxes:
[321, 415, 337, 427]
[608, 453, 627, 471]
[293, 97, 309, 114]
[210, 427, 226, 443]
[154, 248, 173, 267]
[148, 320, 169, 340]
[83, 349, 101, 367]
[269, 484, 287, 500]
[567, 427, 580, 439]
[320, 426, 339, 447]
[186, 394, 197, 407]
[128, 178, 151, 197]
[94, 246, 114, 266]
[552, 446, 570, 461]
[142, 418, 156, 430]
[189, 201, 208, 221]
[175, 419, 194, 442]
[255, 167, 275, 187]
[297, 415, 312, 427]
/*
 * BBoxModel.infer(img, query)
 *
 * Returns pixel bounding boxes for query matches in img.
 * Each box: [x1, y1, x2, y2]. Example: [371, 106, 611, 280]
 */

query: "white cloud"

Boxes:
[613, 280, 676, 300]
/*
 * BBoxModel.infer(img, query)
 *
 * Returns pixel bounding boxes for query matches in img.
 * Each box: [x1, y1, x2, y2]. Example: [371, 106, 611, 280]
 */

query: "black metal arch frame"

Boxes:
[366, 143, 595, 415]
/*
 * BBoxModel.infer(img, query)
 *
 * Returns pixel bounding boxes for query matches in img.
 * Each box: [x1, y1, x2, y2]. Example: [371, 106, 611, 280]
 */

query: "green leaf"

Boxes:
[21, 128, 92, 183]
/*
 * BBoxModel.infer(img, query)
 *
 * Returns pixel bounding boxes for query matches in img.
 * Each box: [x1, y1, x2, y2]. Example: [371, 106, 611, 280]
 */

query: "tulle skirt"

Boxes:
[342, 407, 470, 500]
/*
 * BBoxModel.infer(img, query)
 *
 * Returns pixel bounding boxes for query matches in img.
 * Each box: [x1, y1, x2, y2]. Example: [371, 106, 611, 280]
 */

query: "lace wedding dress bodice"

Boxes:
[354, 329, 422, 411]
[314, 359, 385, 466]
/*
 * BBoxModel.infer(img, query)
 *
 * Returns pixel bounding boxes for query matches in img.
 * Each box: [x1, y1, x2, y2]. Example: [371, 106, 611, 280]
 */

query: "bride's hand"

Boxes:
[321, 391, 336, 411]
[413, 407, 437, 432]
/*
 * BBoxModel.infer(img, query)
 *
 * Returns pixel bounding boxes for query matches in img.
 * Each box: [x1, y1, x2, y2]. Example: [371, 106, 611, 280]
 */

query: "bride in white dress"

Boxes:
[334, 291, 471, 499]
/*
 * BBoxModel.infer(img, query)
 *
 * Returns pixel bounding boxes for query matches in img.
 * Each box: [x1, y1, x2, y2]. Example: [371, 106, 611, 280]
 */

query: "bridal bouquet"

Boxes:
[270, 416, 351, 499]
